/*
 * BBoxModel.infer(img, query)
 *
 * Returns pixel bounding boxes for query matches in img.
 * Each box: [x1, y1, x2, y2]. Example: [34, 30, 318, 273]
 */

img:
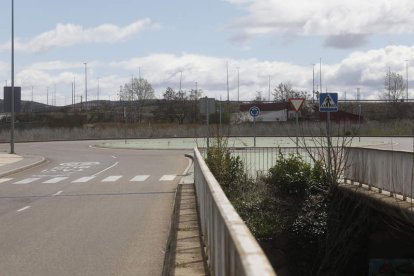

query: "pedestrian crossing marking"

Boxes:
[72, 176, 96, 183]
[14, 178, 40, 184]
[43, 177, 68, 184]
[102, 176, 122, 182]
[131, 175, 150, 182]
[6, 173, 181, 185]
[159, 175, 176, 181]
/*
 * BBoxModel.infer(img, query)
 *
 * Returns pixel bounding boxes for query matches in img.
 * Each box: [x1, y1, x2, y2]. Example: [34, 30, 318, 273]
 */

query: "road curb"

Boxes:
[0, 156, 47, 178]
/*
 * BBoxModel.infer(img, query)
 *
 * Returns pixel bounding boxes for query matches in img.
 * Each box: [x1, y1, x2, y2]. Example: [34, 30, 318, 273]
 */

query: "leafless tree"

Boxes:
[383, 71, 405, 102]
[273, 82, 310, 102]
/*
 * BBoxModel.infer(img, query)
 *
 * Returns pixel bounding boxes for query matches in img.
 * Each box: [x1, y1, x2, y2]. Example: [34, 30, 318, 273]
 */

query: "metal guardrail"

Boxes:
[344, 147, 414, 200]
[193, 147, 276, 276]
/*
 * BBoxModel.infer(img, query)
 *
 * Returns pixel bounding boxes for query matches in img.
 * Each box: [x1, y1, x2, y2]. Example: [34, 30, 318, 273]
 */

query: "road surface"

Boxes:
[0, 140, 190, 276]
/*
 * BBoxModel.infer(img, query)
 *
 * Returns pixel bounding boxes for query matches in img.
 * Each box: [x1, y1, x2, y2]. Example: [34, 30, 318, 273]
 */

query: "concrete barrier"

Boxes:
[345, 147, 414, 199]
[193, 147, 276, 276]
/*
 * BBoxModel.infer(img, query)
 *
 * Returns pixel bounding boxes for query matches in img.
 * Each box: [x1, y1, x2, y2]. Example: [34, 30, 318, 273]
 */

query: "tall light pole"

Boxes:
[405, 60, 409, 101]
[312, 64, 315, 103]
[97, 78, 100, 101]
[226, 61, 229, 102]
[84, 62, 88, 104]
[268, 75, 271, 102]
[10, 0, 15, 154]
[179, 71, 182, 94]
[236, 67, 240, 102]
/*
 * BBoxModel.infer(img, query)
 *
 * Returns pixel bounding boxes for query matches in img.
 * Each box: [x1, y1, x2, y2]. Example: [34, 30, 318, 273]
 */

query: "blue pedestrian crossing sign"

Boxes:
[319, 93, 338, 112]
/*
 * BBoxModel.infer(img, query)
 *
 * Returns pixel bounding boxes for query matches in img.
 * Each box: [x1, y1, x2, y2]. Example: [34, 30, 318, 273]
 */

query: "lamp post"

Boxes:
[84, 62, 88, 105]
[236, 67, 240, 102]
[405, 60, 409, 101]
[10, 0, 15, 154]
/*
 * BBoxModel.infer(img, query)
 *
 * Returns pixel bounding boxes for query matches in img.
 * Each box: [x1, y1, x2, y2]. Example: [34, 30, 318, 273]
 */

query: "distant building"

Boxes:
[238, 102, 298, 122]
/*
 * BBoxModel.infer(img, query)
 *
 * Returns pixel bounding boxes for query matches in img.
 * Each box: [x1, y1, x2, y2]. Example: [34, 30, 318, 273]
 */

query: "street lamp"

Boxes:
[10, 0, 15, 154]
[84, 62, 88, 104]
[236, 67, 240, 102]
[405, 60, 409, 101]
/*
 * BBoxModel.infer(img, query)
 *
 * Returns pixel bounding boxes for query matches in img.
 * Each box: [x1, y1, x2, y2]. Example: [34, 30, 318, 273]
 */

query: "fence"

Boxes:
[344, 147, 414, 200]
[193, 147, 276, 276]
[230, 147, 319, 178]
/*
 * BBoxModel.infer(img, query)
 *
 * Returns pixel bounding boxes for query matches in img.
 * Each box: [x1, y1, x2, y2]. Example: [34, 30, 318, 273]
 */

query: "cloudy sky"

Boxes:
[1, 0, 414, 105]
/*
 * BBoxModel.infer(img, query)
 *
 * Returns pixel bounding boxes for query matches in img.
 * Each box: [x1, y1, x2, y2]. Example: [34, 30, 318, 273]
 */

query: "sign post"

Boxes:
[319, 93, 339, 180]
[200, 97, 215, 152]
[289, 98, 305, 153]
[249, 106, 260, 147]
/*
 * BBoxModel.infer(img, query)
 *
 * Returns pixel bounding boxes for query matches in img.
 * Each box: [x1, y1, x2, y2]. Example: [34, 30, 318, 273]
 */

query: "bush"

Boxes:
[205, 136, 246, 200]
[266, 153, 312, 201]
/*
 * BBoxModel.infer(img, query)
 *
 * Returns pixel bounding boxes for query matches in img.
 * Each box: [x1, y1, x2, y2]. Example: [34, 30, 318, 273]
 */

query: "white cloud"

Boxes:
[9, 45, 414, 104]
[0, 19, 156, 53]
[226, 0, 414, 48]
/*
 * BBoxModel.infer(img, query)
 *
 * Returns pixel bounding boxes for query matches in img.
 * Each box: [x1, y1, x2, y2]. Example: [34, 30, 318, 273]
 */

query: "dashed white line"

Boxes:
[159, 175, 176, 181]
[43, 177, 68, 184]
[131, 175, 150, 182]
[14, 178, 40, 185]
[111, 156, 117, 159]
[72, 176, 96, 183]
[102, 176, 122, 182]
[53, 191, 63, 196]
[17, 206, 30, 213]
[0, 178, 13, 183]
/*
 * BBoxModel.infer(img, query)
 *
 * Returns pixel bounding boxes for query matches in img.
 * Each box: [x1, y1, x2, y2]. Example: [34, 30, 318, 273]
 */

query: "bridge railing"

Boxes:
[344, 147, 414, 200]
[193, 147, 276, 276]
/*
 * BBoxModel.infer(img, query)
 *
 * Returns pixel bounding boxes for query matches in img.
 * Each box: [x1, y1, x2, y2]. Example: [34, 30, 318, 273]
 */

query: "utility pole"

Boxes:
[47, 87, 49, 105]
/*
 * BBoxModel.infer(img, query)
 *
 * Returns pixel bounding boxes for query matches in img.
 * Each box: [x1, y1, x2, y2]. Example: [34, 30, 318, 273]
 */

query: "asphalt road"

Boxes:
[0, 141, 191, 276]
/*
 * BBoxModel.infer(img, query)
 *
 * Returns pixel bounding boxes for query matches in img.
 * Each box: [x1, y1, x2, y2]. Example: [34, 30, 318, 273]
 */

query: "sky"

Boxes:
[1, 0, 414, 105]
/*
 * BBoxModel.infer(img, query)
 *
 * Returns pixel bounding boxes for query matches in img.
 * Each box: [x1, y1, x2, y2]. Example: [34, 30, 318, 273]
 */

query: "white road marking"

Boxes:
[159, 175, 176, 181]
[43, 177, 68, 184]
[17, 206, 30, 212]
[72, 176, 95, 183]
[0, 178, 13, 183]
[14, 178, 40, 185]
[111, 156, 117, 159]
[130, 175, 150, 182]
[93, 161, 119, 176]
[53, 191, 63, 196]
[102, 176, 122, 182]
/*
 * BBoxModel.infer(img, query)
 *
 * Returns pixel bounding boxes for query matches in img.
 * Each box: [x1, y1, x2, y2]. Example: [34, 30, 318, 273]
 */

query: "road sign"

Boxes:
[319, 93, 338, 112]
[4, 86, 21, 113]
[249, 106, 260, 117]
[288, 98, 305, 112]
[199, 97, 216, 115]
